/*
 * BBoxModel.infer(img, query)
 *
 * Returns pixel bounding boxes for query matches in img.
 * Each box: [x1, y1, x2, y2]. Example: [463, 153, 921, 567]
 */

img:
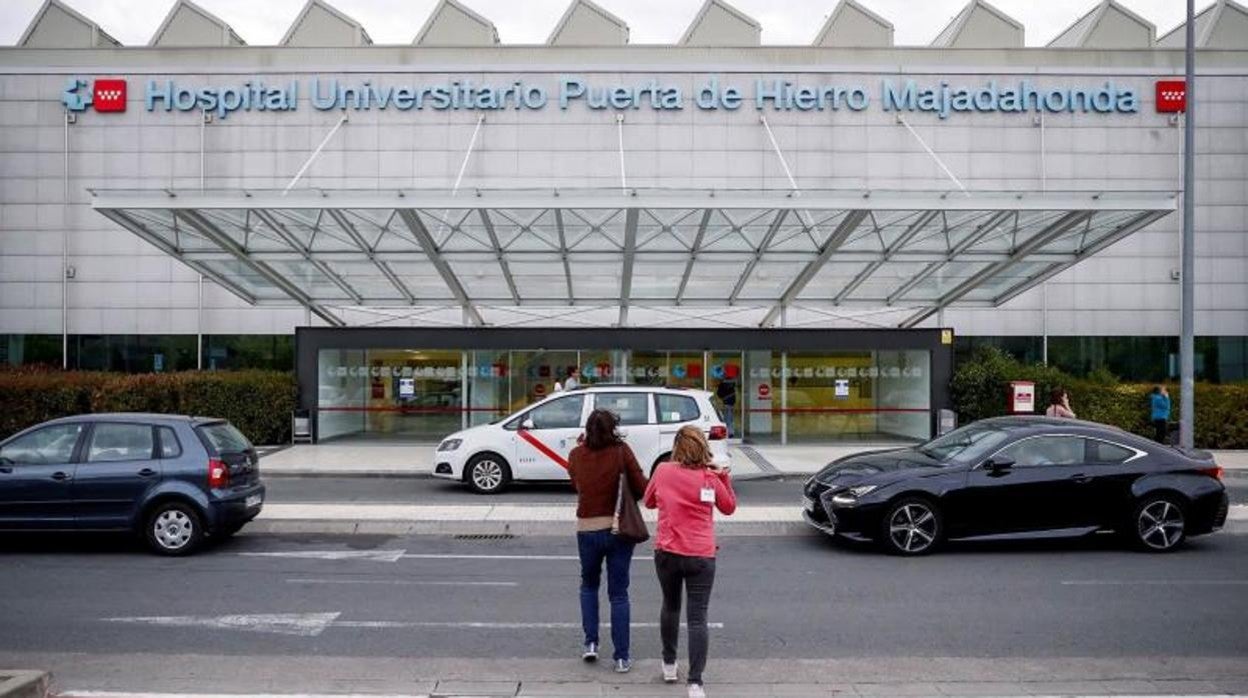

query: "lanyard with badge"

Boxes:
[700, 471, 716, 505]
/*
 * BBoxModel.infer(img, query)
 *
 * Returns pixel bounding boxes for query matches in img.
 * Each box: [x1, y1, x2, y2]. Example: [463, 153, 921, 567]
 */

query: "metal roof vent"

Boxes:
[414, 0, 500, 46]
[1157, 0, 1248, 48]
[17, 0, 121, 48]
[930, 0, 1024, 48]
[679, 0, 761, 46]
[812, 0, 894, 47]
[149, 0, 246, 46]
[547, 0, 629, 45]
[1048, 0, 1155, 48]
[281, 0, 372, 47]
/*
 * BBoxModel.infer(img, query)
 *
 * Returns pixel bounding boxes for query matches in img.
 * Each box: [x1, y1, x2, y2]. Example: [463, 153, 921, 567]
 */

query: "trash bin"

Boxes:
[292, 409, 313, 444]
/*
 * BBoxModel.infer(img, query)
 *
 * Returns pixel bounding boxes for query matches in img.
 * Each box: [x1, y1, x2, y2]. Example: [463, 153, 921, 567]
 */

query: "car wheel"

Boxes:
[880, 497, 942, 556]
[466, 453, 511, 495]
[145, 501, 204, 556]
[1132, 494, 1186, 552]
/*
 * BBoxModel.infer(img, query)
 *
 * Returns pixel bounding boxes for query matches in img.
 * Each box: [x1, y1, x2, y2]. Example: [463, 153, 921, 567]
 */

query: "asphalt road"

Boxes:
[2, 528, 1245, 663]
[263, 472, 1248, 506]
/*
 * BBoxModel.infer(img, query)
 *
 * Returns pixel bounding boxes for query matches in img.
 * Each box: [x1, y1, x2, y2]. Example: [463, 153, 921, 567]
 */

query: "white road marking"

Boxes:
[1062, 579, 1248, 586]
[399, 553, 579, 560]
[240, 549, 407, 562]
[100, 613, 721, 635]
[61, 693, 428, 698]
[285, 578, 518, 587]
[333, 621, 724, 629]
[103, 612, 340, 637]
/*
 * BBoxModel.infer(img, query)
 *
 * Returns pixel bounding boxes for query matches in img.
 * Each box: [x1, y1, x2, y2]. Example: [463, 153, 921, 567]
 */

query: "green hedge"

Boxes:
[951, 346, 1248, 449]
[0, 368, 297, 445]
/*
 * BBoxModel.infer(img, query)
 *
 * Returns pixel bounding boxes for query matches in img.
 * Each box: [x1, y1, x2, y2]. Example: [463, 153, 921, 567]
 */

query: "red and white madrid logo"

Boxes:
[1155, 80, 1186, 113]
[62, 77, 127, 113]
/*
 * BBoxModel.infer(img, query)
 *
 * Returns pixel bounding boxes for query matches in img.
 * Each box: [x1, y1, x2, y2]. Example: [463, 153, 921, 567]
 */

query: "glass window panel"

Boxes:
[996, 436, 1084, 467]
[0, 424, 82, 465]
[87, 423, 154, 463]
[594, 392, 649, 426]
[656, 394, 700, 424]
[527, 395, 585, 429]
[158, 426, 182, 459]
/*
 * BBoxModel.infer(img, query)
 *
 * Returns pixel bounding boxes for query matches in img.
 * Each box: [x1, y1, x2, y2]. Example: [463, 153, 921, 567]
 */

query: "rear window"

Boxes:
[196, 422, 253, 455]
[655, 394, 700, 424]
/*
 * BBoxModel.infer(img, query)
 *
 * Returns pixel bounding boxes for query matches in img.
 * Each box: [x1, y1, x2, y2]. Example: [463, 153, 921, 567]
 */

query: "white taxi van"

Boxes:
[432, 385, 731, 494]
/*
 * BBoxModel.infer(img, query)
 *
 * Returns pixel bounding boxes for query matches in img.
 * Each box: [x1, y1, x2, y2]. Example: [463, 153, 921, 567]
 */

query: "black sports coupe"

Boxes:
[803, 416, 1228, 555]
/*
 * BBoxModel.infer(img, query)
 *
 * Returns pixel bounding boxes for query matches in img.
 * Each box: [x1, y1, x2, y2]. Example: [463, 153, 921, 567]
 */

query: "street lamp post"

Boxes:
[1180, 0, 1196, 449]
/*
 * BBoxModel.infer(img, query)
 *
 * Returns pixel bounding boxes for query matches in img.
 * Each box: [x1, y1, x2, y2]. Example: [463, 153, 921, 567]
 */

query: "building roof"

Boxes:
[17, 0, 121, 48]
[414, 0, 500, 46]
[547, 0, 629, 46]
[1047, 0, 1154, 48]
[679, 0, 761, 46]
[812, 0, 894, 47]
[149, 0, 245, 47]
[930, 0, 1024, 48]
[1157, 0, 1248, 48]
[280, 0, 372, 47]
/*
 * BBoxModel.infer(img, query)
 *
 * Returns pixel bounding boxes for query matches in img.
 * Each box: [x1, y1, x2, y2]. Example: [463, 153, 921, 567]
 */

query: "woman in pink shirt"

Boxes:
[643, 425, 736, 698]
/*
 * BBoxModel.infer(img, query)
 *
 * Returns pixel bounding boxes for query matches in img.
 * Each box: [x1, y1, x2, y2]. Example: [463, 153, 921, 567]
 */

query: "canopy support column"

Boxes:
[397, 208, 484, 326]
[760, 209, 868, 327]
[619, 208, 638, 326]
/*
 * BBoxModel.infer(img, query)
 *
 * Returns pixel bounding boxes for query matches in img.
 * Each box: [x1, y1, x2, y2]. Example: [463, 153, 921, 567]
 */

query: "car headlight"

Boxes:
[437, 438, 462, 452]
[829, 484, 878, 506]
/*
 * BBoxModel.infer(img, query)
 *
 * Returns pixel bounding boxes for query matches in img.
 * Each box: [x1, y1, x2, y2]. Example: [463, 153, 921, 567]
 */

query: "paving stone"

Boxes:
[852, 682, 943, 696]
[434, 680, 521, 696]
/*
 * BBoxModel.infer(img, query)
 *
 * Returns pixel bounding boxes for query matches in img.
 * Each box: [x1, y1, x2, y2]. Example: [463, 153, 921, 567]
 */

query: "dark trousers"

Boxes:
[577, 529, 635, 661]
[655, 549, 716, 686]
[1153, 419, 1168, 444]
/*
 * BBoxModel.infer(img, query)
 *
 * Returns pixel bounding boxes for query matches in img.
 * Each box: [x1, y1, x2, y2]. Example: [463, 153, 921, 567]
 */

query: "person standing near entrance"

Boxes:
[644, 425, 736, 697]
[564, 366, 581, 390]
[567, 408, 648, 673]
[1045, 387, 1076, 418]
[715, 378, 737, 438]
[1150, 385, 1172, 443]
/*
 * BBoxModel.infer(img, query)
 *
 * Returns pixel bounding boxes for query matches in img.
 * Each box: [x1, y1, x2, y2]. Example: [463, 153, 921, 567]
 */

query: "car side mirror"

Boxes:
[986, 457, 1015, 472]
[521, 417, 535, 430]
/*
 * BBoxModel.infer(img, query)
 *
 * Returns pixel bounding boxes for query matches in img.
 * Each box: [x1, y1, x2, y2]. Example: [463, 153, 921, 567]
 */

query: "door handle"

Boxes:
[51, 471, 72, 481]
[138, 468, 157, 477]
[1069, 473, 1093, 484]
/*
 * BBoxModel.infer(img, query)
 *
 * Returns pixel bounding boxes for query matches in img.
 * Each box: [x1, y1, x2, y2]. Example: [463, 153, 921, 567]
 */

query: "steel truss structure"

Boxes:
[92, 188, 1175, 329]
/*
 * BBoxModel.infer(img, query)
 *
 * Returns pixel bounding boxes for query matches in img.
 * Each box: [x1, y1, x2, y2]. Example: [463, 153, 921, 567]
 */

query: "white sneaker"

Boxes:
[582, 642, 598, 662]
[687, 684, 706, 698]
[662, 661, 679, 683]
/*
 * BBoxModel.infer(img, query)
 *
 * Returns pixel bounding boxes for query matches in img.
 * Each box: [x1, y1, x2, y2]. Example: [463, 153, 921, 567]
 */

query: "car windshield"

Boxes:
[918, 423, 1013, 465]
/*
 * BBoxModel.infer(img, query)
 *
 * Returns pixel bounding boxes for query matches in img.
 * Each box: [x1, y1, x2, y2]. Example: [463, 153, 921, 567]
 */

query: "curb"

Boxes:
[245, 519, 811, 537]
[0, 671, 49, 698]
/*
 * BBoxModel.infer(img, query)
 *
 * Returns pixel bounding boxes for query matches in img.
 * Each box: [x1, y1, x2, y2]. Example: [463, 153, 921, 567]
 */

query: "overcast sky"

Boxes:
[1, 0, 1198, 47]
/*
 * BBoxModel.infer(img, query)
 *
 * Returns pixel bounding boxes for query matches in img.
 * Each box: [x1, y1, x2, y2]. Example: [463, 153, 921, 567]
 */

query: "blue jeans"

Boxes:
[577, 529, 636, 661]
[723, 404, 736, 438]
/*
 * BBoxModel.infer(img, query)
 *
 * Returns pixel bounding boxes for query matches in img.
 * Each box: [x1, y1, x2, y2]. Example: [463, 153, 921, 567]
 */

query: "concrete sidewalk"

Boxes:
[259, 441, 1248, 479]
[29, 654, 1248, 697]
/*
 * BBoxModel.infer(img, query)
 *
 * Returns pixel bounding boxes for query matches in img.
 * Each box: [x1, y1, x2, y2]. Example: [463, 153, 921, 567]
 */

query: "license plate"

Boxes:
[245, 494, 263, 508]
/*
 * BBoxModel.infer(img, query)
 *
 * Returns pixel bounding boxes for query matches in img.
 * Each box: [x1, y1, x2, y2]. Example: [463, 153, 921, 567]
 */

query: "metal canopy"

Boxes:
[91, 188, 1175, 328]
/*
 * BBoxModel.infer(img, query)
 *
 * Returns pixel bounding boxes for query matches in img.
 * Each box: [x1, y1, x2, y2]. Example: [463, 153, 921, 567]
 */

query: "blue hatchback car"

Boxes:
[0, 414, 265, 555]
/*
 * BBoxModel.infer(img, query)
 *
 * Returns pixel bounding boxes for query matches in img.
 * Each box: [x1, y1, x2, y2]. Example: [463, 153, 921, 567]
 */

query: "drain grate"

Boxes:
[453, 533, 517, 541]
[737, 445, 780, 473]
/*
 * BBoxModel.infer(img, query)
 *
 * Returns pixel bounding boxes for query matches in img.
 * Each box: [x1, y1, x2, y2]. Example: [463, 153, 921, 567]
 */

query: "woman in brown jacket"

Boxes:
[567, 408, 648, 673]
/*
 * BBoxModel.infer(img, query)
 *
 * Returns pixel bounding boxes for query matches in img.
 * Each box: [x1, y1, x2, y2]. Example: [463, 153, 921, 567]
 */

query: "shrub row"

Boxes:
[951, 346, 1248, 449]
[0, 368, 297, 445]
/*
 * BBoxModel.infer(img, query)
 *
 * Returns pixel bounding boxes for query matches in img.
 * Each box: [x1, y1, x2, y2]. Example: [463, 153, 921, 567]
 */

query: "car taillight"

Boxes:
[208, 458, 230, 489]
[708, 425, 728, 440]
[1199, 465, 1224, 481]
